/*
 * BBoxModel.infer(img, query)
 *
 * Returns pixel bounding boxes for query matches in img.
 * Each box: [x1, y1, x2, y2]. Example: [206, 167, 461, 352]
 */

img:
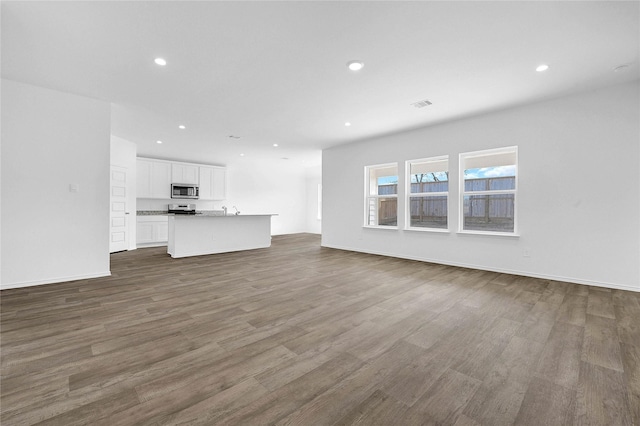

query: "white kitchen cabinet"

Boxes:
[138, 157, 225, 200]
[199, 166, 226, 200]
[137, 159, 171, 199]
[136, 215, 169, 247]
[198, 166, 213, 200]
[151, 161, 172, 198]
[136, 159, 152, 198]
[172, 163, 199, 185]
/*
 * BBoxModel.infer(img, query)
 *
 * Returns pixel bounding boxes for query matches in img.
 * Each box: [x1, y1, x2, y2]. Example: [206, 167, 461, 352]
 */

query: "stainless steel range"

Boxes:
[168, 203, 197, 214]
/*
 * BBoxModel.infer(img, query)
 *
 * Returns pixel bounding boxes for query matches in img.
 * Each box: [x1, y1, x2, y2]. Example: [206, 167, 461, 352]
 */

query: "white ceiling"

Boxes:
[2, 1, 638, 167]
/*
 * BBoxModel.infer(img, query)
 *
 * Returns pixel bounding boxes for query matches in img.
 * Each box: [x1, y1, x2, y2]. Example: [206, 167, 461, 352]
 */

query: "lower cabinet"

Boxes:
[136, 216, 169, 247]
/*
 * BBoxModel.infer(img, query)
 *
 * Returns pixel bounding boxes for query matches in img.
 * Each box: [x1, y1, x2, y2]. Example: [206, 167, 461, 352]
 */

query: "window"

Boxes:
[406, 156, 449, 230]
[460, 146, 517, 234]
[365, 163, 398, 227]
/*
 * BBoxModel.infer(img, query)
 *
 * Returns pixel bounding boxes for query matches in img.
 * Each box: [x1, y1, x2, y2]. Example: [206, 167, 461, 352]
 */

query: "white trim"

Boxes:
[409, 191, 449, 196]
[0, 271, 112, 291]
[405, 155, 450, 232]
[364, 163, 399, 227]
[459, 146, 518, 234]
[363, 225, 399, 230]
[136, 242, 168, 248]
[320, 243, 639, 293]
[462, 189, 516, 196]
[457, 230, 520, 237]
[405, 227, 450, 233]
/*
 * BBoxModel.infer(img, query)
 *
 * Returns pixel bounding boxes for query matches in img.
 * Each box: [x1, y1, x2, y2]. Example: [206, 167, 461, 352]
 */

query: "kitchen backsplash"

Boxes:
[136, 199, 219, 211]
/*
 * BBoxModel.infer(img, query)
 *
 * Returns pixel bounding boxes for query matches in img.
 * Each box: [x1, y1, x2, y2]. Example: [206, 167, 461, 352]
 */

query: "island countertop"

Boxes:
[188, 213, 276, 217]
[167, 214, 274, 258]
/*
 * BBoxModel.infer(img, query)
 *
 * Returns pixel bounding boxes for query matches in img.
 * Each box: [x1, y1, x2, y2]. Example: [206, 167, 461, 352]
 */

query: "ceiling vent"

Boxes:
[411, 99, 432, 108]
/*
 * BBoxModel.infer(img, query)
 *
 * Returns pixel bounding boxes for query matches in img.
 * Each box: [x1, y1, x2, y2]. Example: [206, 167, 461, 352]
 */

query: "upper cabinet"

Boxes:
[171, 163, 199, 185]
[199, 166, 227, 200]
[137, 159, 152, 198]
[136, 159, 172, 199]
[137, 157, 226, 200]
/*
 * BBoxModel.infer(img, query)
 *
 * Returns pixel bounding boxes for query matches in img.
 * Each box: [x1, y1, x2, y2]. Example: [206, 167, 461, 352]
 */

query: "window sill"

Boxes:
[457, 230, 520, 237]
[363, 225, 399, 230]
[405, 227, 450, 234]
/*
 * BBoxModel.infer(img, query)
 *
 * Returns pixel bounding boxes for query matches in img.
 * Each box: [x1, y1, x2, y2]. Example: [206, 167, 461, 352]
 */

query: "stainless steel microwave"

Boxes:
[171, 183, 199, 199]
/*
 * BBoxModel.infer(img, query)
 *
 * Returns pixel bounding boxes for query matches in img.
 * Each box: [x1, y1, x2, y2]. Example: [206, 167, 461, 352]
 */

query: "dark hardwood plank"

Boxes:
[620, 342, 640, 426]
[401, 368, 481, 425]
[534, 321, 584, 389]
[582, 314, 624, 371]
[574, 361, 633, 425]
[555, 293, 588, 326]
[614, 303, 640, 346]
[334, 389, 409, 426]
[217, 352, 364, 425]
[276, 340, 423, 425]
[586, 287, 616, 319]
[382, 347, 451, 406]
[513, 377, 575, 426]
[1, 234, 638, 425]
[462, 336, 546, 425]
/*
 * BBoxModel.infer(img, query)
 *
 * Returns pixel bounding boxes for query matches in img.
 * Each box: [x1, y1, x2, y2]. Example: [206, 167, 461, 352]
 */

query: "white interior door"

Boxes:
[110, 166, 129, 253]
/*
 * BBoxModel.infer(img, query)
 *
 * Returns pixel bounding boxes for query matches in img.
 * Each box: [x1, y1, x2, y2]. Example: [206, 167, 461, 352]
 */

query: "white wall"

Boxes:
[306, 165, 322, 234]
[322, 81, 640, 292]
[1, 79, 111, 289]
[110, 135, 137, 250]
[226, 159, 308, 235]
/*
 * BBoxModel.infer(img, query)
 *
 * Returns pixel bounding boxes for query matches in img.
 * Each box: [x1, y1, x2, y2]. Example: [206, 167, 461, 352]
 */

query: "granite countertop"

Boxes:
[190, 213, 276, 217]
[138, 210, 276, 217]
[194, 211, 226, 217]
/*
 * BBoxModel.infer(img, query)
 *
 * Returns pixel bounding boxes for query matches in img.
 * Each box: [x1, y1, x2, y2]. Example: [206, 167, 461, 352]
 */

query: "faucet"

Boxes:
[232, 206, 240, 215]
[222, 206, 227, 216]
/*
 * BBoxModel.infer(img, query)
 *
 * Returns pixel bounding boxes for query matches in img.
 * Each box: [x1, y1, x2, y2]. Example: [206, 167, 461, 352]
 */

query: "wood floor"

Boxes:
[1, 233, 638, 425]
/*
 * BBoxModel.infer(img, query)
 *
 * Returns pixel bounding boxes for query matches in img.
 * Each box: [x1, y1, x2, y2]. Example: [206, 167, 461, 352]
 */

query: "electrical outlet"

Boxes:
[523, 248, 531, 257]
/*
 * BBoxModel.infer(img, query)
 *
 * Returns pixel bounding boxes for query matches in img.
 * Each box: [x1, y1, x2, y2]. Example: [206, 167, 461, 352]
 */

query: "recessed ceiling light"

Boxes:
[178, 125, 186, 129]
[273, 144, 279, 147]
[154, 58, 167, 66]
[240, 153, 245, 157]
[156, 140, 163, 144]
[345, 122, 352, 127]
[411, 99, 433, 108]
[536, 64, 549, 72]
[347, 60, 364, 71]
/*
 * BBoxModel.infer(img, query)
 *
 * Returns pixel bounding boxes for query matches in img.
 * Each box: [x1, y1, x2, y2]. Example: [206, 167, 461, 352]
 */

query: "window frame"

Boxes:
[458, 146, 519, 236]
[364, 162, 399, 229]
[405, 156, 450, 233]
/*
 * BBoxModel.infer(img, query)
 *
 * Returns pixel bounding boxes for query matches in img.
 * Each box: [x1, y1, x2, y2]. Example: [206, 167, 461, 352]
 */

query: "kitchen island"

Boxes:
[167, 214, 275, 258]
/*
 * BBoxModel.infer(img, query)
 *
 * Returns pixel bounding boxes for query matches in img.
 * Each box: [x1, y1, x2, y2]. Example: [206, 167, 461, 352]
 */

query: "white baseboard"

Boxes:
[136, 242, 167, 248]
[0, 271, 112, 291]
[321, 243, 640, 293]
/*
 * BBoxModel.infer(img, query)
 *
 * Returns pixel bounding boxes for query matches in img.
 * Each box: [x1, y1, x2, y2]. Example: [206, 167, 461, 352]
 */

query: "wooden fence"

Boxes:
[375, 177, 515, 227]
